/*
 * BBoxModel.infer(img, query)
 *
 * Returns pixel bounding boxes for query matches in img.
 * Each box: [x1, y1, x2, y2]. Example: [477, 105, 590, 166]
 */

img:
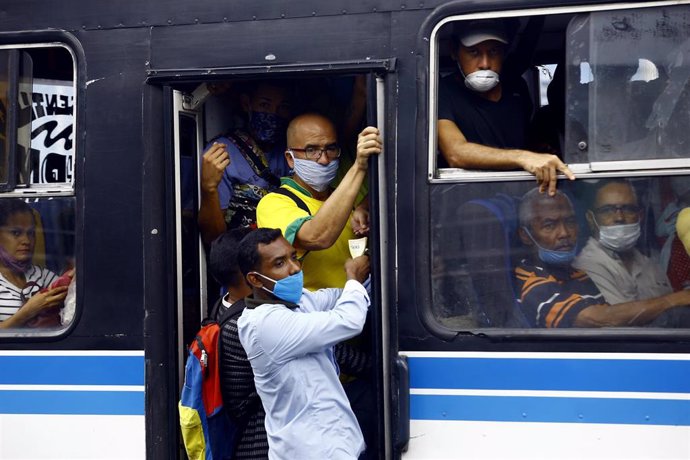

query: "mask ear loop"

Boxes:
[248, 271, 276, 296]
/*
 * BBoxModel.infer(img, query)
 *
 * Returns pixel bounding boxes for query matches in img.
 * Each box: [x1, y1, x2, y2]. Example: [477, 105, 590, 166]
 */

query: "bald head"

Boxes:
[286, 113, 337, 148]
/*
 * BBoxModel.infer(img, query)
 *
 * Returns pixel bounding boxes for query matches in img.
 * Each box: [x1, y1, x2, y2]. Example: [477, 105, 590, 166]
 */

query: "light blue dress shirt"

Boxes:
[238, 279, 370, 460]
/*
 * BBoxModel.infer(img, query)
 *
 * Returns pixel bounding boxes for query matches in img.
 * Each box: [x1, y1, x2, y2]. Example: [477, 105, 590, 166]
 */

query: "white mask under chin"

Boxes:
[464, 70, 500, 93]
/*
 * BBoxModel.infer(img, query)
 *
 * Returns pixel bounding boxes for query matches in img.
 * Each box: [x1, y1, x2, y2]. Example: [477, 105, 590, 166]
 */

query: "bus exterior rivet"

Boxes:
[151, 229, 158, 235]
[265, 54, 276, 61]
[578, 141, 587, 151]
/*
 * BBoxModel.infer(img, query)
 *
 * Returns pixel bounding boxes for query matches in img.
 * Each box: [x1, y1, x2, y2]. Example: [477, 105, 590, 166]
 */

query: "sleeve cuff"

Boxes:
[344, 279, 370, 302]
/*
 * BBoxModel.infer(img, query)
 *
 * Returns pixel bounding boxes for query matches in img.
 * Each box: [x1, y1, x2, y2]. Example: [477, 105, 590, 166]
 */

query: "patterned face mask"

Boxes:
[248, 111, 288, 144]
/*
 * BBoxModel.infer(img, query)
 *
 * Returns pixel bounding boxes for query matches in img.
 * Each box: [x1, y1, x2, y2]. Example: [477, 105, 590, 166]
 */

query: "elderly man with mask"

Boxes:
[256, 113, 381, 458]
[256, 113, 381, 291]
[515, 188, 690, 328]
[573, 180, 673, 305]
[437, 19, 574, 196]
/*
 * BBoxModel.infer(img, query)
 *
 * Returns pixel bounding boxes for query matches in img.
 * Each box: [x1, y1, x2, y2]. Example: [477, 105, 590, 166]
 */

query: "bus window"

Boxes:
[0, 43, 77, 335]
[565, 6, 690, 165]
[0, 197, 76, 331]
[0, 51, 9, 187]
[428, 5, 690, 333]
[430, 175, 690, 330]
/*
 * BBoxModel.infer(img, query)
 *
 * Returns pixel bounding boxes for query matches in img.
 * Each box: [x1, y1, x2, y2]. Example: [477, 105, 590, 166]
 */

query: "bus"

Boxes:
[1, 0, 690, 458]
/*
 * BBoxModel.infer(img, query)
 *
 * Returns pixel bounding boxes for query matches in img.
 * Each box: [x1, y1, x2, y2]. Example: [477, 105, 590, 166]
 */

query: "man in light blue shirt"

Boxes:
[236, 228, 371, 460]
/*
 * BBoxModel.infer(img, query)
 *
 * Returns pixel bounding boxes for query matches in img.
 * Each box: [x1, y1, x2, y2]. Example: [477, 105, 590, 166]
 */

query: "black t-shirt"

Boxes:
[438, 73, 531, 167]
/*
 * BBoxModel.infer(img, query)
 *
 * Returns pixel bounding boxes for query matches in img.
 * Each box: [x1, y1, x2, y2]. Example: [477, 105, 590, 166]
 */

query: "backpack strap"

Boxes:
[207, 296, 225, 323]
[270, 187, 312, 261]
[217, 298, 247, 327]
[271, 187, 311, 215]
[227, 131, 282, 188]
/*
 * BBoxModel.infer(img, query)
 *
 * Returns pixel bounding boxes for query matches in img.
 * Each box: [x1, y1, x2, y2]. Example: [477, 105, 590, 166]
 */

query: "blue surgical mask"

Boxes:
[249, 111, 287, 144]
[252, 270, 304, 304]
[290, 152, 339, 192]
[523, 227, 577, 266]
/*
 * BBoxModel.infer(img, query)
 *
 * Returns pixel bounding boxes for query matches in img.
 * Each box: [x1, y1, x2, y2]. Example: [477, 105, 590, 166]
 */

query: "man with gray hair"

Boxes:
[515, 188, 690, 327]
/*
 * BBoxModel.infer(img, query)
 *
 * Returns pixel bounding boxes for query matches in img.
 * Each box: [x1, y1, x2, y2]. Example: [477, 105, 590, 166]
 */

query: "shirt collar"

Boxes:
[245, 295, 300, 310]
[280, 177, 312, 198]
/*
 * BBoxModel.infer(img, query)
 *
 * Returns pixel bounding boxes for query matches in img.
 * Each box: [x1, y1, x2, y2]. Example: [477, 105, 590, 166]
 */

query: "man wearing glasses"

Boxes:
[573, 180, 674, 306]
[256, 113, 382, 458]
[515, 187, 690, 328]
[256, 113, 381, 291]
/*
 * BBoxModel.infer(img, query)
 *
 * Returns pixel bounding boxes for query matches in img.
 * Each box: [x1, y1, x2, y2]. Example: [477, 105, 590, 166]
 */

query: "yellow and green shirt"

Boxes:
[256, 177, 356, 290]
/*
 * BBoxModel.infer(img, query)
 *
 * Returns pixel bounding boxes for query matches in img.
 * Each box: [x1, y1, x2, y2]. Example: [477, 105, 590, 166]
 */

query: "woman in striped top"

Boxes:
[0, 199, 67, 328]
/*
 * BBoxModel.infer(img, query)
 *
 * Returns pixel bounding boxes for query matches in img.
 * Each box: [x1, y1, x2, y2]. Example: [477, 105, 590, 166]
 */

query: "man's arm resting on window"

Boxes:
[437, 119, 574, 195]
[574, 289, 690, 327]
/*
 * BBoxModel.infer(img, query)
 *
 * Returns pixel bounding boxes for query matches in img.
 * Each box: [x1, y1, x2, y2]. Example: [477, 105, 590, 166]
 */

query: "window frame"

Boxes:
[427, 1, 690, 183]
[423, 1, 690, 340]
[0, 34, 81, 339]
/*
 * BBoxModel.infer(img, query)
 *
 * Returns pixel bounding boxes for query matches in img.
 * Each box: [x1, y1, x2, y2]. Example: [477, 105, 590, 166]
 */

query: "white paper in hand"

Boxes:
[348, 237, 367, 258]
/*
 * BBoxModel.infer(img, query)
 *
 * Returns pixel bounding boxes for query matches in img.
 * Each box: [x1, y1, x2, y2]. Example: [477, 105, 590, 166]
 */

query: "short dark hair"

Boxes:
[0, 198, 34, 227]
[208, 228, 252, 288]
[237, 228, 283, 277]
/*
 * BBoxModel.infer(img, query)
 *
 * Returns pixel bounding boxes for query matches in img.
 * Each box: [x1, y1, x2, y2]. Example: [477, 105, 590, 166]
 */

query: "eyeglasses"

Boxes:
[594, 204, 640, 219]
[288, 144, 341, 161]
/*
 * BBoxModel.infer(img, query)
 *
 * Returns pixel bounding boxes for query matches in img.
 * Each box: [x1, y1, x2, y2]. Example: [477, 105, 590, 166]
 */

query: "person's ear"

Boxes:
[245, 272, 263, 290]
[518, 227, 533, 246]
[285, 150, 295, 169]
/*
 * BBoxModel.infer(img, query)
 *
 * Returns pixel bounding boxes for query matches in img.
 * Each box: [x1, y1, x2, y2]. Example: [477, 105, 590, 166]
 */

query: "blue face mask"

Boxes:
[290, 153, 339, 192]
[253, 270, 304, 304]
[522, 227, 577, 266]
[249, 111, 287, 145]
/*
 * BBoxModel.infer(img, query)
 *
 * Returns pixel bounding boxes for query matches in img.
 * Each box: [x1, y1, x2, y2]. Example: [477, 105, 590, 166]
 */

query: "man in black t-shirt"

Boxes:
[437, 19, 574, 196]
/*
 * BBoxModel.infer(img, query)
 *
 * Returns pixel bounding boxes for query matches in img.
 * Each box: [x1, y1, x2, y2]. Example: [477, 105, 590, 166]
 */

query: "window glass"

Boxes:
[430, 176, 690, 329]
[0, 51, 9, 186]
[22, 47, 74, 185]
[0, 44, 76, 335]
[565, 6, 690, 163]
[0, 197, 75, 331]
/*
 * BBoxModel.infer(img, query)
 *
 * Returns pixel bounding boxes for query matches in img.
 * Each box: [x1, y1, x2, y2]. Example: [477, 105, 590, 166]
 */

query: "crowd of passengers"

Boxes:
[2, 17, 690, 460]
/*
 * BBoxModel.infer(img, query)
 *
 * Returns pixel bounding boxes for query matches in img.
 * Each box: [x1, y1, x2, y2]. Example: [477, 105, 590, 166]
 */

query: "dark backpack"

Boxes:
[179, 299, 247, 460]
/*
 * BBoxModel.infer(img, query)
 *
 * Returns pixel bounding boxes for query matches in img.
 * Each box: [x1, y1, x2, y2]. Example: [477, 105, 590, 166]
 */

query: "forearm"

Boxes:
[297, 165, 367, 250]
[0, 305, 35, 329]
[575, 292, 688, 327]
[198, 189, 227, 246]
[0, 315, 24, 329]
[440, 139, 529, 171]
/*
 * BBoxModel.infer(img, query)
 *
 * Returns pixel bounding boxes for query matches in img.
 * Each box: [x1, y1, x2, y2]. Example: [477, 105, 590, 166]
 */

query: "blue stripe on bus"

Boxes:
[0, 390, 144, 415]
[407, 357, 690, 393]
[0, 355, 144, 386]
[411, 394, 690, 426]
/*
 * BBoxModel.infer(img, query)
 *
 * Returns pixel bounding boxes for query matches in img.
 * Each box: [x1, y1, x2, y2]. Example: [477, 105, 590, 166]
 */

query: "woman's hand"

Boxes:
[0, 286, 68, 328]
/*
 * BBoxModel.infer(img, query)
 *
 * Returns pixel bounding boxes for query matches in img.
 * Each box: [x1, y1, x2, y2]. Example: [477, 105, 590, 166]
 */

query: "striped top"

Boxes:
[515, 259, 605, 328]
[219, 313, 268, 459]
[0, 266, 57, 322]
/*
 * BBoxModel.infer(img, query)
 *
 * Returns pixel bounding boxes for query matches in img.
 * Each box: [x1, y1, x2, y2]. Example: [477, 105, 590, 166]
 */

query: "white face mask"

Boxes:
[597, 221, 641, 252]
[463, 69, 500, 93]
[290, 153, 339, 192]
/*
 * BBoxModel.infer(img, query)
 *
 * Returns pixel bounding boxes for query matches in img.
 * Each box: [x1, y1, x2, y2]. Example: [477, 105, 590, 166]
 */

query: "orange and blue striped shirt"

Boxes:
[515, 260, 605, 328]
